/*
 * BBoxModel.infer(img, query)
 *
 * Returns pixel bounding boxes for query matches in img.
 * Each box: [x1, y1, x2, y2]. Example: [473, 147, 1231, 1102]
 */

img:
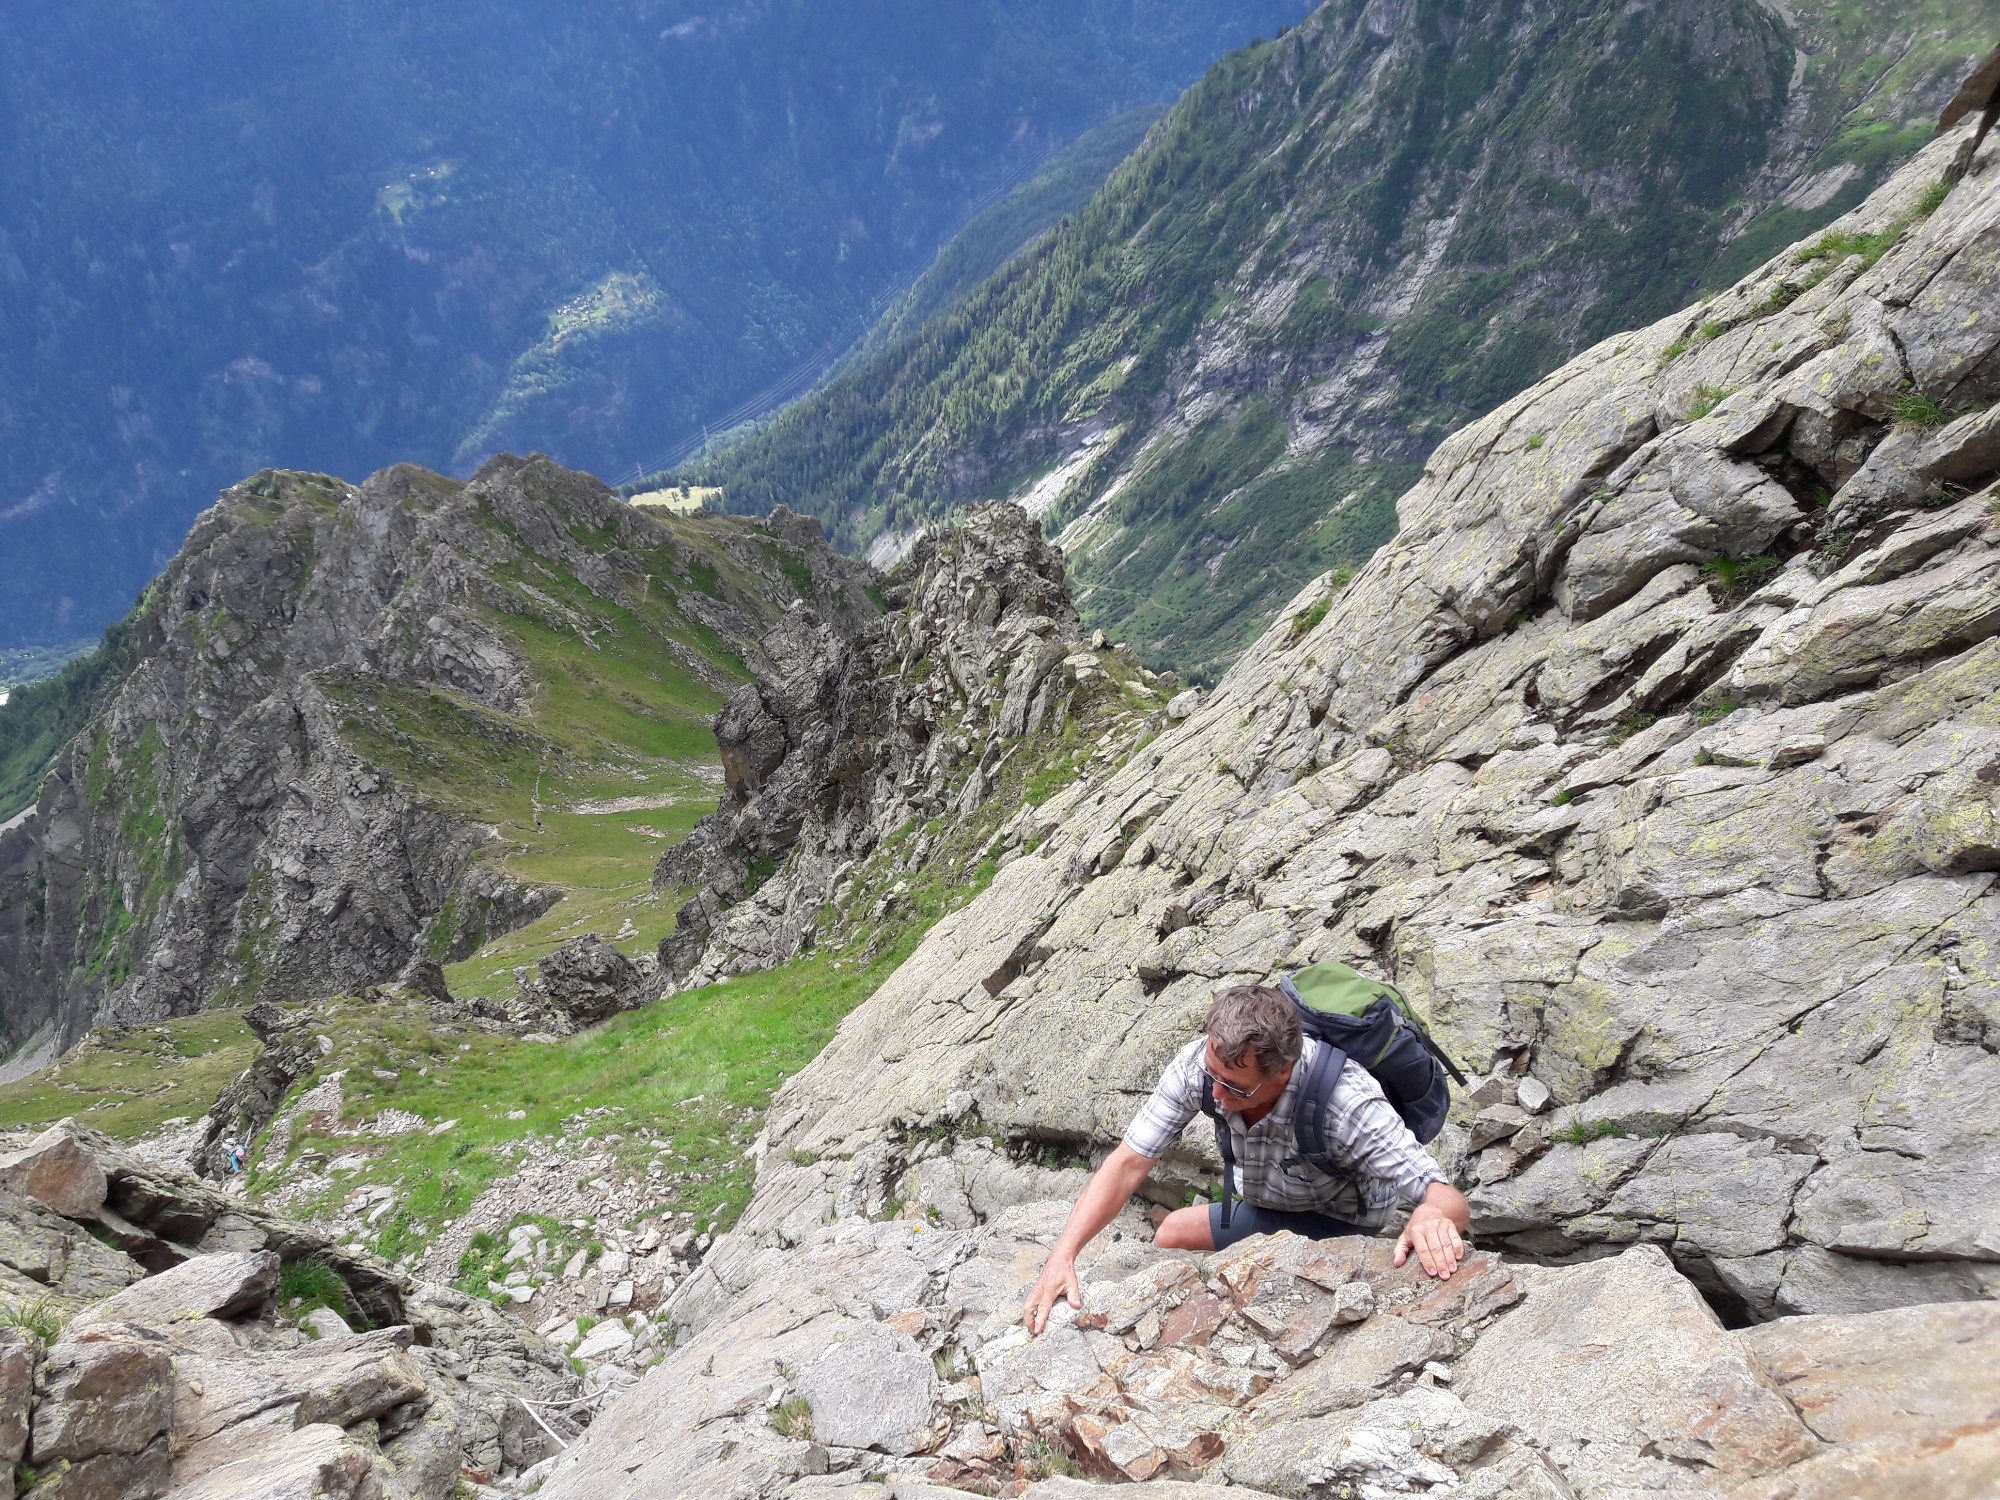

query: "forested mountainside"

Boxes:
[835, 108, 1166, 374]
[687, 0, 1994, 678]
[0, 0, 1309, 652]
[0, 454, 873, 1056]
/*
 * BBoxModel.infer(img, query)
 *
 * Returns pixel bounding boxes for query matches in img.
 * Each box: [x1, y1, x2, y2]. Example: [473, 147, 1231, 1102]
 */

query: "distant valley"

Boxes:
[0, 0, 1309, 649]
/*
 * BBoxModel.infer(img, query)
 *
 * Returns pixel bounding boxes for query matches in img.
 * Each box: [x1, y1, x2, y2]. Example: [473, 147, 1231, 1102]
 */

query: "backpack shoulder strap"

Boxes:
[1198, 1076, 1238, 1231]
[1292, 1036, 1349, 1169]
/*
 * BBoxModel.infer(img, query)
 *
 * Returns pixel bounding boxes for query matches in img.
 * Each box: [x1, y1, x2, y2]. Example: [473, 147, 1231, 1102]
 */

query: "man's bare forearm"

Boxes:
[1046, 1143, 1157, 1266]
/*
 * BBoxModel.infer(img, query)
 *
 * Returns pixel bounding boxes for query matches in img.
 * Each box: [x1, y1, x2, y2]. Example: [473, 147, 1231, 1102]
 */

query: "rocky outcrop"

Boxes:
[0, 454, 870, 1051]
[0, 1122, 578, 1499]
[190, 1003, 325, 1180]
[534, 1199, 2000, 1498]
[461, 934, 656, 1038]
[683, 117, 2000, 1352]
[656, 501, 1171, 984]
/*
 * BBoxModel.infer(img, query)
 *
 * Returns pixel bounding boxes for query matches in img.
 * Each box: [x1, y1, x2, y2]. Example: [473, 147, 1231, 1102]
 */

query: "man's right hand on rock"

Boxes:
[1022, 1254, 1082, 1335]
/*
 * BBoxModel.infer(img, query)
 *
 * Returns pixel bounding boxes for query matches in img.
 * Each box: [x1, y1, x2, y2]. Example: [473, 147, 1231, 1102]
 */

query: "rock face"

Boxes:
[656, 501, 1168, 984]
[0, 1126, 108, 1220]
[705, 124, 2000, 1327]
[534, 1204, 2000, 1499]
[0, 454, 870, 1050]
[0, 1122, 579, 1499]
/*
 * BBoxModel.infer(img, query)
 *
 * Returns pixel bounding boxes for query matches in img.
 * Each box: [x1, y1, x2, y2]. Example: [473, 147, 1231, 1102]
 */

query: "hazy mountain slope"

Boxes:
[0, 0, 1311, 651]
[843, 107, 1168, 368]
[689, 0, 1993, 677]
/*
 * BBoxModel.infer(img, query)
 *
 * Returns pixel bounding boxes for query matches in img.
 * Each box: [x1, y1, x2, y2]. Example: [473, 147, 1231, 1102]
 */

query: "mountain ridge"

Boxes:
[0, 453, 872, 1054]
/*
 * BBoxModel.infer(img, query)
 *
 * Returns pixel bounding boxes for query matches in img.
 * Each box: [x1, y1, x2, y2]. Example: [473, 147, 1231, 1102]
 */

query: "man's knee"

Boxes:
[1152, 1204, 1215, 1251]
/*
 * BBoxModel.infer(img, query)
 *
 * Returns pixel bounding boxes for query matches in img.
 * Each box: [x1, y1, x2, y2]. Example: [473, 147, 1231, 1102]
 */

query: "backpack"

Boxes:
[1199, 961, 1467, 1230]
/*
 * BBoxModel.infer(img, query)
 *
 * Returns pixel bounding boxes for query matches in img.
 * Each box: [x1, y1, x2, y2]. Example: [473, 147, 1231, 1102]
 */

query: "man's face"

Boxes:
[1204, 1038, 1290, 1113]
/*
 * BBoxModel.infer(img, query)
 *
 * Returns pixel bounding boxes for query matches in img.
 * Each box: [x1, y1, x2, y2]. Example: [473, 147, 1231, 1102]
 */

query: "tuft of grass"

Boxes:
[456, 1231, 509, 1301]
[1914, 178, 1952, 218]
[1604, 710, 1658, 747]
[1551, 1119, 1628, 1146]
[1524, 432, 1545, 451]
[0, 1294, 69, 1343]
[1887, 391, 1952, 430]
[1021, 1435, 1077, 1479]
[1700, 554, 1779, 595]
[770, 1396, 815, 1439]
[1686, 383, 1733, 421]
[1288, 597, 1331, 642]
[1802, 216, 1913, 271]
[1659, 337, 1692, 362]
[1697, 320, 1726, 342]
[1548, 788, 1574, 806]
[280, 1257, 355, 1324]
[1755, 281, 1804, 316]
[1696, 698, 1741, 727]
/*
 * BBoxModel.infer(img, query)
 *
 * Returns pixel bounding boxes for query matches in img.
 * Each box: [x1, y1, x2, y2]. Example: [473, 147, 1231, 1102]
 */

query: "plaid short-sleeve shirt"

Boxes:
[1122, 1035, 1443, 1230]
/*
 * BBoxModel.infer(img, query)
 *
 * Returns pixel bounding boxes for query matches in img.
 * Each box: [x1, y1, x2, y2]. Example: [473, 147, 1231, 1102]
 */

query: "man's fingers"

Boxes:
[1023, 1266, 1083, 1336]
[1024, 1280, 1053, 1334]
[1420, 1220, 1465, 1278]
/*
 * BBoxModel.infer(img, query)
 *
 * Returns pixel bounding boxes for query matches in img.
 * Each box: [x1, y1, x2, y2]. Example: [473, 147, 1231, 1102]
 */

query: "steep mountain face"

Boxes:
[693, 0, 1992, 676]
[703, 117, 1998, 1322]
[0, 0, 1311, 652]
[0, 455, 869, 1053]
[655, 501, 1172, 986]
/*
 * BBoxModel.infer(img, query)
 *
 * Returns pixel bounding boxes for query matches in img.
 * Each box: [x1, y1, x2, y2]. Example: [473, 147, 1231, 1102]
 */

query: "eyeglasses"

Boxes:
[1206, 1070, 1260, 1101]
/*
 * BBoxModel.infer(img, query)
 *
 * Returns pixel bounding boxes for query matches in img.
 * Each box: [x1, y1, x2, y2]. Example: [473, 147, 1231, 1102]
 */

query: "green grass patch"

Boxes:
[0, 1011, 256, 1138]
[279, 1257, 357, 1328]
[1700, 554, 1779, 595]
[1604, 710, 1658, 747]
[1888, 391, 1953, 429]
[266, 924, 937, 1267]
[1288, 598, 1331, 643]
[770, 1395, 815, 1439]
[1686, 383, 1733, 421]
[0, 1292, 70, 1343]
[1551, 1118, 1628, 1145]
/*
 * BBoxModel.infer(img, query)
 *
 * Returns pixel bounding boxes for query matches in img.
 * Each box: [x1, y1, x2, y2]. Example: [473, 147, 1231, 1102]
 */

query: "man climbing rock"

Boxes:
[1024, 981, 1471, 1335]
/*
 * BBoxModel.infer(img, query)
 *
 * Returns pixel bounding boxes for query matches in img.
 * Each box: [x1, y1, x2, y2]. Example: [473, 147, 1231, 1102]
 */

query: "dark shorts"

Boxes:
[1208, 1200, 1369, 1250]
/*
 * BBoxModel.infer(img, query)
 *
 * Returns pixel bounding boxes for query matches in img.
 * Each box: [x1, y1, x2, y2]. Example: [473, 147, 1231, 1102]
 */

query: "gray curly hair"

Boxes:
[1205, 985, 1302, 1075]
